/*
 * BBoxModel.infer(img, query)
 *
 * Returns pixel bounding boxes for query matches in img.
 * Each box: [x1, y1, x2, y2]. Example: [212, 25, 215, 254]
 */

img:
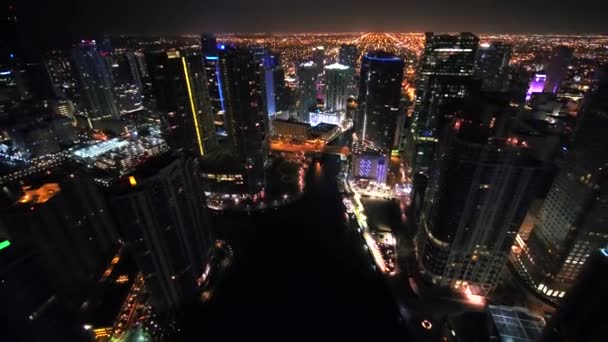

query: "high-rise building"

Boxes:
[111, 156, 214, 313]
[312, 46, 325, 76]
[358, 51, 404, 151]
[543, 46, 574, 94]
[339, 44, 359, 69]
[416, 111, 541, 295]
[0, 173, 118, 295]
[0, 169, 119, 341]
[324, 63, 353, 112]
[44, 51, 80, 103]
[475, 42, 512, 92]
[71, 40, 120, 123]
[146, 49, 217, 156]
[540, 249, 608, 342]
[409, 32, 479, 174]
[108, 52, 144, 114]
[296, 61, 318, 123]
[200, 34, 225, 134]
[219, 47, 266, 195]
[512, 80, 608, 302]
[0, 0, 19, 67]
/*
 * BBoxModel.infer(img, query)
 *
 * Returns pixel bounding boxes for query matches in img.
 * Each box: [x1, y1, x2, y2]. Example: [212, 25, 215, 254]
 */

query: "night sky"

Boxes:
[16, 0, 608, 46]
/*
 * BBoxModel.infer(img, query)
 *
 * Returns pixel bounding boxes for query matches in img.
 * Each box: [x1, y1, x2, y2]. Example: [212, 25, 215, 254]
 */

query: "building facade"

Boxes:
[358, 51, 404, 151]
[417, 118, 541, 295]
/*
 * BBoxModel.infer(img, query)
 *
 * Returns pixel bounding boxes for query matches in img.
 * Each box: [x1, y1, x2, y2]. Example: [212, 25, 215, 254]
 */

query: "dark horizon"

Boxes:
[14, 0, 608, 49]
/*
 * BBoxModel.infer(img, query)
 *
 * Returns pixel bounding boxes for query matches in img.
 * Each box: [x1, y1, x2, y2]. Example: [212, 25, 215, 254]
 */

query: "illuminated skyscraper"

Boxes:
[358, 51, 404, 151]
[297, 61, 318, 123]
[71, 40, 120, 122]
[219, 47, 266, 195]
[543, 46, 573, 94]
[416, 109, 541, 295]
[409, 32, 479, 175]
[512, 81, 608, 302]
[324, 63, 353, 112]
[111, 156, 214, 312]
[475, 42, 512, 92]
[146, 49, 217, 156]
[339, 44, 359, 69]
[200, 34, 224, 134]
[44, 51, 80, 103]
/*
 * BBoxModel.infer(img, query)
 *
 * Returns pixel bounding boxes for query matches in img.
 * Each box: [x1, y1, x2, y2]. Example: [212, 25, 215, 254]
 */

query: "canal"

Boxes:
[181, 154, 410, 339]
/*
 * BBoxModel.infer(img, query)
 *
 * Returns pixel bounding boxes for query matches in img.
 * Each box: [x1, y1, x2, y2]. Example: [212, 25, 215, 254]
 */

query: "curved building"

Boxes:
[417, 118, 541, 295]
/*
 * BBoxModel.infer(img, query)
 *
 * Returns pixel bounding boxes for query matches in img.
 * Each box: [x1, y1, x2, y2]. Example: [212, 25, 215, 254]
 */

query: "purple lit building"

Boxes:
[526, 73, 547, 101]
[351, 151, 389, 185]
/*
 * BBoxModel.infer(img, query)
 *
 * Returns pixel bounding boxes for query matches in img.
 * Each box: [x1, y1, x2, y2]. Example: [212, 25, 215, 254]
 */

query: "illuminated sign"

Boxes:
[128, 176, 137, 187]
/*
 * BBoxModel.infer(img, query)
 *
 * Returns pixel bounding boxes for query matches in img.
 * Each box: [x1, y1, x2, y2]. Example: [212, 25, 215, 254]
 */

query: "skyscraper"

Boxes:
[543, 46, 574, 94]
[200, 34, 225, 134]
[111, 156, 214, 313]
[324, 63, 353, 112]
[146, 49, 217, 156]
[0, 173, 118, 296]
[540, 249, 608, 342]
[296, 61, 318, 123]
[71, 40, 120, 123]
[0, 0, 19, 67]
[358, 51, 404, 151]
[512, 80, 608, 302]
[0, 169, 119, 340]
[416, 110, 541, 295]
[475, 42, 512, 92]
[339, 44, 359, 69]
[44, 51, 80, 103]
[219, 47, 266, 195]
[409, 32, 479, 175]
[312, 46, 325, 76]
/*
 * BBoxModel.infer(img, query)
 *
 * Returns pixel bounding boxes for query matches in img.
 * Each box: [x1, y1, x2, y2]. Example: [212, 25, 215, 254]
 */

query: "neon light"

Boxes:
[364, 54, 401, 62]
[128, 176, 137, 187]
[0, 240, 10, 251]
[181, 57, 205, 156]
[205, 56, 218, 61]
[218, 44, 225, 50]
[215, 62, 225, 112]
[601, 248, 608, 257]
[0, 71, 11, 76]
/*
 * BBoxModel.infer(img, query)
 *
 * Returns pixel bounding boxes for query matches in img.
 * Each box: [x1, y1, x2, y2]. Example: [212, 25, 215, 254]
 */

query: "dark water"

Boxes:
[182, 154, 409, 340]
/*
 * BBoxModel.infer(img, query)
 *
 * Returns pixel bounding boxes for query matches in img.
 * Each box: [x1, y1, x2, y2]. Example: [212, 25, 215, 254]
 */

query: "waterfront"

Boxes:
[180, 154, 409, 339]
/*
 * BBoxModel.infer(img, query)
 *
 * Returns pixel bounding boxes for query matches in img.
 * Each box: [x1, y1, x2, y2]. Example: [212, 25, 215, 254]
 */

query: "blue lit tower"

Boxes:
[111, 156, 214, 313]
[219, 47, 266, 196]
[296, 61, 318, 123]
[324, 63, 353, 112]
[358, 51, 404, 151]
[475, 42, 512, 92]
[512, 79, 608, 302]
[146, 49, 217, 157]
[416, 107, 541, 295]
[71, 40, 120, 123]
[409, 32, 479, 175]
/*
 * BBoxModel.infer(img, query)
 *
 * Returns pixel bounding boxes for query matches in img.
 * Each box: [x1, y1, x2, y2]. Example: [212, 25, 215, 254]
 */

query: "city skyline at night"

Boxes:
[1, 1, 608, 341]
